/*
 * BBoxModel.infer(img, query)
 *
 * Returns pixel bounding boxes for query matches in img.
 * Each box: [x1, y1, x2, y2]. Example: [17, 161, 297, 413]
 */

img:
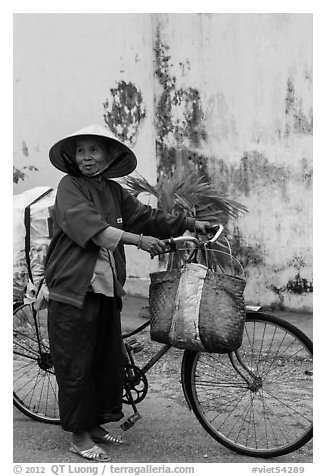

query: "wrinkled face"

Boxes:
[75, 137, 108, 176]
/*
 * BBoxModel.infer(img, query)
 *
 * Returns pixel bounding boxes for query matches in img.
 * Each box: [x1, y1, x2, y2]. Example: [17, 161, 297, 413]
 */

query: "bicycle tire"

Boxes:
[181, 312, 313, 458]
[13, 303, 60, 424]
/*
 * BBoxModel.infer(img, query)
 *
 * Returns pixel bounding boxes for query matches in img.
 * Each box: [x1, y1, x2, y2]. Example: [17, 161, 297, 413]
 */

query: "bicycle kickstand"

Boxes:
[120, 385, 142, 431]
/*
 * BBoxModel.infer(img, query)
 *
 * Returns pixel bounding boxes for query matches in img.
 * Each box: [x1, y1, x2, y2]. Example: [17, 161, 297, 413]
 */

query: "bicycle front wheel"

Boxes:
[13, 303, 60, 424]
[182, 312, 313, 458]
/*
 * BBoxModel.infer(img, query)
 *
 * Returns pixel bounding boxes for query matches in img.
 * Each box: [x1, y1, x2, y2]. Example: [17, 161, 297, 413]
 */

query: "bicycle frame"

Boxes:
[122, 322, 172, 373]
[122, 304, 263, 414]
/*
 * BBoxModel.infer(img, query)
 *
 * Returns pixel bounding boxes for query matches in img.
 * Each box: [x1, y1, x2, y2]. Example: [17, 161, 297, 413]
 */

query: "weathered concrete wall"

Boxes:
[13, 13, 313, 310]
[151, 13, 313, 310]
[14, 13, 157, 186]
[13, 13, 159, 283]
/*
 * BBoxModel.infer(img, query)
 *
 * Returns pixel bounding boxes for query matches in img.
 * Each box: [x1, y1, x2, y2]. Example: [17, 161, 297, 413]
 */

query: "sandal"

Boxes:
[92, 432, 126, 445]
[70, 442, 111, 462]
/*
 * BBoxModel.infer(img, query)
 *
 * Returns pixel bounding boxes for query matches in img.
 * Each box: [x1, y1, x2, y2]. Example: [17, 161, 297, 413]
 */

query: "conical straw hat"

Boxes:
[49, 124, 137, 178]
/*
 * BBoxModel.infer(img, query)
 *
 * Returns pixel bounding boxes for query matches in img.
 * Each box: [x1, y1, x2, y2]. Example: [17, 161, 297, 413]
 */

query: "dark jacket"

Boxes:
[45, 174, 192, 308]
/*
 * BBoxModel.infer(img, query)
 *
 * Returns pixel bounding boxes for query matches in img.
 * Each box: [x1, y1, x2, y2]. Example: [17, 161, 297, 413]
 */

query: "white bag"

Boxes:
[13, 187, 56, 303]
[168, 263, 208, 351]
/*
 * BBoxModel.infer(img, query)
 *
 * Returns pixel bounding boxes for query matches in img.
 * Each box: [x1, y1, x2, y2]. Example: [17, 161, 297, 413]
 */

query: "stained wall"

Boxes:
[151, 13, 313, 310]
[13, 13, 313, 310]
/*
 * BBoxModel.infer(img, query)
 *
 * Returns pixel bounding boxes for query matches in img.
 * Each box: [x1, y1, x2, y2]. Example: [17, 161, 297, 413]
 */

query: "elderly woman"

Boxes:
[45, 124, 209, 462]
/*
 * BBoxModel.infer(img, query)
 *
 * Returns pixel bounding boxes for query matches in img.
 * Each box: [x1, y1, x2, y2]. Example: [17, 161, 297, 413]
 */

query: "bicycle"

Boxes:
[13, 225, 313, 458]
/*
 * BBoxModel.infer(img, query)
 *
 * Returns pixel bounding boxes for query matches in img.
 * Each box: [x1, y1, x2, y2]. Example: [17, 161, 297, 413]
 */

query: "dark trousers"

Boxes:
[47, 293, 124, 433]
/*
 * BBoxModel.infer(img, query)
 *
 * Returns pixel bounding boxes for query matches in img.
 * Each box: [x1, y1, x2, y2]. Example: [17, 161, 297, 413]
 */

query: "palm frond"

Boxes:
[123, 175, 159, 198]
[123, 169, 247, 272]
[122, 170, 247, 221]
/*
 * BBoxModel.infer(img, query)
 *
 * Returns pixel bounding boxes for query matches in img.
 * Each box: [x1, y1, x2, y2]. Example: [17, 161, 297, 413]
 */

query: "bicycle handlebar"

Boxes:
[163, 224, 224, 250]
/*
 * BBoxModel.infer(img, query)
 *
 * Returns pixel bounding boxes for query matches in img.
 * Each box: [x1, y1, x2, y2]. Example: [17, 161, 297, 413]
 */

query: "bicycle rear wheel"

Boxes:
[13, 303, 60, 424]
[182, 312, 313, 457]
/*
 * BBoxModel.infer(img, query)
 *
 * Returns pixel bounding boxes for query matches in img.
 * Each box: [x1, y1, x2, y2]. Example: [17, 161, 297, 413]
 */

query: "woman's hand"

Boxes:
[194, 220, 211, 234]
[138, 236, 167, 258]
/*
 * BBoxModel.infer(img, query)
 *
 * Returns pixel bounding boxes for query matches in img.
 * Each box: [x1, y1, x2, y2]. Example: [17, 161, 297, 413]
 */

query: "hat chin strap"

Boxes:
[88, 153, 127, 177]
[88, 163, 112, 177]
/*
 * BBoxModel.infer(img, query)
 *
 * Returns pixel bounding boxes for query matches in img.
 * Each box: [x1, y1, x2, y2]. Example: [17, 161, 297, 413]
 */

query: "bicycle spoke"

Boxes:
[21, 368, 44, 405]
[195, 380, 248, 389]
[14, 341, 39, 358]
[240, 394, 258, 448]
[14, 328, 39, 345]
[261, 333, 295, 378]
[262, 346, 310, 381]
[257, 390, 289, 447]
[197, 354, 236, 374]
[13, 350, 38, 362]
[261, 387, 312, 424]
[265, 360, 311, 384]
[254, 322, 267, 375]
[202, 387, 249, 426]
[222, 393, 252, 439]
[14, 360, 39, 384]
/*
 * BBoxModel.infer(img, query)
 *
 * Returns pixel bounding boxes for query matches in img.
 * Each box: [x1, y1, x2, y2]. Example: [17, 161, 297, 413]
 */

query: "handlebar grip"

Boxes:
[205, 224, 224, 243]
[204, 224, 216, 235]
[162, 238, 176, 251]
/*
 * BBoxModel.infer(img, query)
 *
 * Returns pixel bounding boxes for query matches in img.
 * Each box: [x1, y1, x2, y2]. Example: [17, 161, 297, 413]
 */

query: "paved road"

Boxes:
[13, 295, 313, 464]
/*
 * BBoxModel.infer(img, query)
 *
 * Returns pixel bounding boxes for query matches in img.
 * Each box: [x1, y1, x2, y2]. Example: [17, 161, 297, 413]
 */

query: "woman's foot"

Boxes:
[70, 432, 110, 462]
[90, 425, 126, 445]
[71, 431, 95, 451]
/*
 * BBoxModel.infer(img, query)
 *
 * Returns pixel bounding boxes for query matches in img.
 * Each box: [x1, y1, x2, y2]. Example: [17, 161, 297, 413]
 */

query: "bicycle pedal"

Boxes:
[126, 338, 144, 353]
[120, 412, 141, 431]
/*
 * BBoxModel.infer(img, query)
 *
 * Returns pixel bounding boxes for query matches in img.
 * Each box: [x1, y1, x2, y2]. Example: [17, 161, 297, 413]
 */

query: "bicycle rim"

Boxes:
[183, 312, 313, 457]
[13, 303, 60, 424]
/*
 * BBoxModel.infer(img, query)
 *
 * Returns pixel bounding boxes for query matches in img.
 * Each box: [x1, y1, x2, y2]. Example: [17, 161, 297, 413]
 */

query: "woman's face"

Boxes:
[75, 137, 108, 176]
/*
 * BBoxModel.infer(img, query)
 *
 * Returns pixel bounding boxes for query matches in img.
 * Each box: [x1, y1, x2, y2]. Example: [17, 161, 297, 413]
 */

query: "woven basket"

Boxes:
[197, 270, 246, 353]
[149, 269, 181, 344]
[149, 261, 246, 353]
